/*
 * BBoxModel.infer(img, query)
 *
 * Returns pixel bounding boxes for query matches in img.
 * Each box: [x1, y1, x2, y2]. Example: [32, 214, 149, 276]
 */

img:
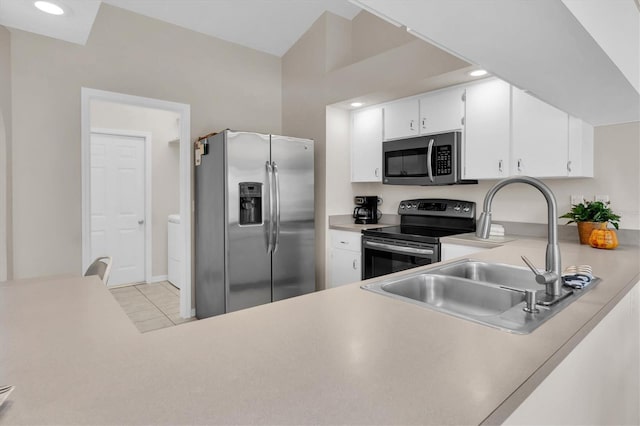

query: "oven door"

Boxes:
[362, 236, 440, 280]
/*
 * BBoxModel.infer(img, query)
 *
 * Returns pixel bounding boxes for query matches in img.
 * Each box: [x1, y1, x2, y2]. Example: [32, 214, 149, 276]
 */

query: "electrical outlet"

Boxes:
[595, 195, 610, 203]
[570, 195, 584, 205]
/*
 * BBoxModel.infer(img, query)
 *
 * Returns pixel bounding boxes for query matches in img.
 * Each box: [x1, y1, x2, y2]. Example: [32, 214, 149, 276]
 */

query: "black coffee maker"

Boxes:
[353, 196, 381, 224]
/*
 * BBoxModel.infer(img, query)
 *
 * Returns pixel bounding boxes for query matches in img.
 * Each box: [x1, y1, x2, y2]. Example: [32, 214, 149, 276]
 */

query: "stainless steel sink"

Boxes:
[362, 259, 598, 334]
[381, 275, 525, 317]
[431, 260, 539, 291]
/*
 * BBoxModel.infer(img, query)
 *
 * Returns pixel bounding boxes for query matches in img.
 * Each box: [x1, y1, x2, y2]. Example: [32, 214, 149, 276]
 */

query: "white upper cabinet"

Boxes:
[463, 79, 511, 179]
[568, 116, 594, 178]
[352, 77, 594, 182]
[512, 89, 569, 178]
[383, 98, 420, 140]
[351, 107, 383, 182]
[418, 88, 465, 135]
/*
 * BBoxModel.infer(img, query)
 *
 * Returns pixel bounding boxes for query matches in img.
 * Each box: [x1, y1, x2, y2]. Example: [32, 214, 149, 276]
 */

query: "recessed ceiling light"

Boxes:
[351, 102, 363, 107]
[34, 1, 65, 15]
[469, 69, 488, 77]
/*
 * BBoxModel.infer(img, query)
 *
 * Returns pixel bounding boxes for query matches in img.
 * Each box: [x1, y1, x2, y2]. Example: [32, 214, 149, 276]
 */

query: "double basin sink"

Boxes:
[362, 259, 597, 334]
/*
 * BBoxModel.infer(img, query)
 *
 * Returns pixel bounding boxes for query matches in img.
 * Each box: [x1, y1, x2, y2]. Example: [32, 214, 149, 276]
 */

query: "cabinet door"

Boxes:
[419, 88, 465, 135]
[463, 79, 511, 179]
[568, 116, 594, 178]
[383, 98, 419, 141]
[330, 249, 361, 287]
[351, 107, 383, 182]
[512, 89, 569, 177]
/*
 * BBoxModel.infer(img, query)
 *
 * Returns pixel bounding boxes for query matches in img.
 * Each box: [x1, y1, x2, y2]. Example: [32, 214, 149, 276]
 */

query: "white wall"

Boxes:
[90, 100, 180, 279]
[327, 112, 640, 231]
[10, 4, 281, 279]
[0, 26, 10, 282]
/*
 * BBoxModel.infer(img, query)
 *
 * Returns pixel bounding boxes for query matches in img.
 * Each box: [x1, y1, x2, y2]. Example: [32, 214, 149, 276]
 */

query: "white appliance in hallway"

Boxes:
[90, 131, 147, 286]
[167, 214, 182, 289]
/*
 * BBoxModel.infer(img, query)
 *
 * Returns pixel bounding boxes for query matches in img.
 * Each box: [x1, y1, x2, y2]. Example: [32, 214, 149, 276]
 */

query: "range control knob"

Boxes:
[453, 204, 461, 212]
[412, 203, 418, 208]
[400, 203, 406, 209]
[463, 206, 471, 212]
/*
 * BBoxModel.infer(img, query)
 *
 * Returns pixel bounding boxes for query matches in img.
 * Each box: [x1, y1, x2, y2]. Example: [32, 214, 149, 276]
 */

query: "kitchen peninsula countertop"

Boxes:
[0, 239, 639, 425]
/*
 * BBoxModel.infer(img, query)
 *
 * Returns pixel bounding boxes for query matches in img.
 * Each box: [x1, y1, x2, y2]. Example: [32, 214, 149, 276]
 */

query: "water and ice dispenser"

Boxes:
[239, 182, 262, 225]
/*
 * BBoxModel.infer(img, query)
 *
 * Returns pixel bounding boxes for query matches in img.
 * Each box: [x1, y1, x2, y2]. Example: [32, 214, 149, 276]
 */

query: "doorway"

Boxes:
[81, 88, 192, 319]
[90, 129, 150, 286]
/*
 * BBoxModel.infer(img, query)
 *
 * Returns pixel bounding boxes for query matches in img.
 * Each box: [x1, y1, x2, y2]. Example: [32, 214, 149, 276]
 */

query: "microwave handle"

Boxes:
[427, 138, 435, 183]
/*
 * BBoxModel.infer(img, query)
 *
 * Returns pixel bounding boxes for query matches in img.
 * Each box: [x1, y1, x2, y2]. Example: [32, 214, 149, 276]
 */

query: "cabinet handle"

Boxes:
[517, 158, 523, 172]
[461, 116, 465, 126]
[410, 120, 415, 131]
[498, 160, 503, 173]
[352, 259, 357, 270]
[374, 167, 379, 177]
[421, 118, 426, 129]
[567, 161, 572, 173]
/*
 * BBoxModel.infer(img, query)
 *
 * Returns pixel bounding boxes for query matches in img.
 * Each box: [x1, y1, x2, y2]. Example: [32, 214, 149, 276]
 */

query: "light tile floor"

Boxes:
[110, 281, 196, 333]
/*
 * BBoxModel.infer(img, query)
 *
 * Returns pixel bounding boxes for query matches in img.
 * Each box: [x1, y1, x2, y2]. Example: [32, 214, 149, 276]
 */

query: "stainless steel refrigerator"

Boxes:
[195, 130, 315, 319]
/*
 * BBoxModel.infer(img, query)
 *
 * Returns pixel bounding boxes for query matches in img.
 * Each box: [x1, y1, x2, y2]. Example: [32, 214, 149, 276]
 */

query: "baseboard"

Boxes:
[149, 275, 168, 283]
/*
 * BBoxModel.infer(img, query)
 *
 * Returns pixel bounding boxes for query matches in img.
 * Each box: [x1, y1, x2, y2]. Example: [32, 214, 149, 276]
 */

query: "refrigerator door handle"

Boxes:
[273, 162, 281, 253]
[265, 161, 274, 253]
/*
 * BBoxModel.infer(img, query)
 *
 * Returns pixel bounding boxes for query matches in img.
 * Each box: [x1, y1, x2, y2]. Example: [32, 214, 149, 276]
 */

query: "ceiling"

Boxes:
[0, 0, 362, 56]
[0, 0, 638, 125]
[355, 0, 640, 126]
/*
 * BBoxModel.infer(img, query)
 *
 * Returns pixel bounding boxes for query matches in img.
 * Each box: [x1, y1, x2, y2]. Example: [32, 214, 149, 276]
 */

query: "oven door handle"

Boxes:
[427, 138, 435, 183]
[364, 240, 434, 256]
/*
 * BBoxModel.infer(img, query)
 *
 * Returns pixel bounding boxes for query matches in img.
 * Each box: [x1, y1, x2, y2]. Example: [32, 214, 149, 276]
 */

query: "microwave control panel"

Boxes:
[435, 146, 452, 176]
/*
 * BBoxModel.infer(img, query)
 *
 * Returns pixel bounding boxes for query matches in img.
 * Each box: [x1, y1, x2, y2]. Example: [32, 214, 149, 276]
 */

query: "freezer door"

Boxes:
[226, 131, 273, 312]
[195, 133, 226, 318]
[270, 135, 315, 301]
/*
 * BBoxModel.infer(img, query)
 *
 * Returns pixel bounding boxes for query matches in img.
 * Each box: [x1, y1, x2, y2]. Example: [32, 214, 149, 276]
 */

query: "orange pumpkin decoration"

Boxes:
[588, 223, 619, 249]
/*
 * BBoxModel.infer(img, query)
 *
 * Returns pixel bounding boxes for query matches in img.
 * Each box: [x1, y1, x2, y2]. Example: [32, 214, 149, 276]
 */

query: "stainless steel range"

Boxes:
[362, 199, 476, 280]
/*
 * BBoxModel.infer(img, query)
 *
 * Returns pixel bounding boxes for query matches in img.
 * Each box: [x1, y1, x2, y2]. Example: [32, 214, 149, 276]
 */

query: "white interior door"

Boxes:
[90, 132, 146, 286]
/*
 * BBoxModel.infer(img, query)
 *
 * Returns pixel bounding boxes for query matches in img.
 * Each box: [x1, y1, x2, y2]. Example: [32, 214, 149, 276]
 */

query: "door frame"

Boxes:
[88, 128, 152, 286]
[81, 88, 192, 318]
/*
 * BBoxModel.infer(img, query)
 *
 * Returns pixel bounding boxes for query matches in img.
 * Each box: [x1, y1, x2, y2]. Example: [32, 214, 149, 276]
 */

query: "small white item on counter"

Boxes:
[489, 224, 505, 237]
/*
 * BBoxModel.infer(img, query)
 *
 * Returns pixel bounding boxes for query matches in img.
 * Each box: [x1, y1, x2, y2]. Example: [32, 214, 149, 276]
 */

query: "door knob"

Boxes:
[138, 219, 145, 225]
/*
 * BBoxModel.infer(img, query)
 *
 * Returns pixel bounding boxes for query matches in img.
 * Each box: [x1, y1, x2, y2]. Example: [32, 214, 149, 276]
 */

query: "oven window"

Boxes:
[362, 245, 434, 280]
[384, 148, 428, 177]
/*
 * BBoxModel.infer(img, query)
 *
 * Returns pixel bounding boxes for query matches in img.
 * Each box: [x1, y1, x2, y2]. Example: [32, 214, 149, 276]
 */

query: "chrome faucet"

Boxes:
[476, 176, 564, 303]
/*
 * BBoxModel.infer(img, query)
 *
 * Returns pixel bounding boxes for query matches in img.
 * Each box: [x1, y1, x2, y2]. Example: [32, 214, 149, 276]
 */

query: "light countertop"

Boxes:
[440, 232, 516, 248]
[0, 239, 638, 425]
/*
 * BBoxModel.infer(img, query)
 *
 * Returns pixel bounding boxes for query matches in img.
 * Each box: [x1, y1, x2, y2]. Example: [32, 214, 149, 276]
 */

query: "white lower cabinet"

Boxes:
[440, 243, 489, 262]
[503, 283, 640, 425]
[329, 230, 362, 288]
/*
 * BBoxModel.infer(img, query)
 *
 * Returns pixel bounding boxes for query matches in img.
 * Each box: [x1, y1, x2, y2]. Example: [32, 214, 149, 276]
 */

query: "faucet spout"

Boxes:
[476, 176, 563, 297]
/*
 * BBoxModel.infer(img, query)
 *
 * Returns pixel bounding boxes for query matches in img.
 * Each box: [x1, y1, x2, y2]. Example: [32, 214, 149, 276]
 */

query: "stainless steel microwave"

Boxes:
[382, 131, 477, 186]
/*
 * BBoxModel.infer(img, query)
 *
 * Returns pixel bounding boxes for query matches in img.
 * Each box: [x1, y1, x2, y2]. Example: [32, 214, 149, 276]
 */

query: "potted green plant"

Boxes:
[560, 201, 621, 245]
